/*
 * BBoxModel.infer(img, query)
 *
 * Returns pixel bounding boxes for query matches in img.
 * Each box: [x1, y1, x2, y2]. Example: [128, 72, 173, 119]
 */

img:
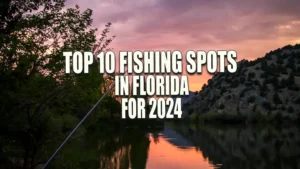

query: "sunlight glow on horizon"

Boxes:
[65, 0, 300, 91]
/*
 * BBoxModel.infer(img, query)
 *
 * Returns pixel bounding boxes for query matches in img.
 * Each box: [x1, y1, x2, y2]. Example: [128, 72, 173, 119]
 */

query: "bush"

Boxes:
[218, 104, 225, 109]
[231, 79, 239, 88]
[270, 77, 279, 89]
[252, 104, 257, 112]
[260, 60, 268, 70]
[282, 44, 293, 50]
[287, 106, 294, 113]
[248, 72, 256, 79]
[247, 95, 256, 103]
[225, 95, 232, 100]
[188, 108, 194, 115]
[239, 88, 248, 97]
[260, 72, 267, 78]
[281, 68, 288, 74]
[280, 79, 288, 88]
[273, 93, 282, 104]
[276, 55, 284, 64]
[253, 80, 260, 86]
[274, 113, 283, 122]
[262, 101, 272, 110]
[240, 77, 246, 84]
[288, 84, 300, 91]
[201, 84, 207, 90]
[287, 74, 295, 85]
[260, 80, 268, 91]
[208, 79, 214, 86]
[294, 96, 300, 104]
[260, 91, 267, 97]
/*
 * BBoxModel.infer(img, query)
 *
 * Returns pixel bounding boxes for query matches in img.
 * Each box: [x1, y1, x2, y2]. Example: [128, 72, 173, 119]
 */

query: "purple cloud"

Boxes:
[65, 0, 300, 90]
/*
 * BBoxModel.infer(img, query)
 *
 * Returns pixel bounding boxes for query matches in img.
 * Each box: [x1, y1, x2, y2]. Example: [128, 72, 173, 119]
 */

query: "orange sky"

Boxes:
[66, 0, 300, 91]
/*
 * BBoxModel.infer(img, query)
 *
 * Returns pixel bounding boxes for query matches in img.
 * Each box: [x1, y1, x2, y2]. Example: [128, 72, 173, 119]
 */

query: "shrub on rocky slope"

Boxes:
[185, 44, 300, 123]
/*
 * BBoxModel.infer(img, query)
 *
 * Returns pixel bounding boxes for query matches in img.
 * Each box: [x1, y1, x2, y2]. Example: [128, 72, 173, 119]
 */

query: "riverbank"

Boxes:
[188, 111, 300, 125]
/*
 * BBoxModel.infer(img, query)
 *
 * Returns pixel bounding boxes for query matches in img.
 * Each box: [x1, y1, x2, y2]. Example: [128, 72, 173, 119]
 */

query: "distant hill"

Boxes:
[184, 44, 300, 123]
[169, 91, 196, 118]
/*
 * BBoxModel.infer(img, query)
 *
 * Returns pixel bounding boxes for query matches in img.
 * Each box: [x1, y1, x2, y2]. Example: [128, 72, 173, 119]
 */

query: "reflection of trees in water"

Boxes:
[0, 130, 151, 169]
[152, 132, 160, 144]
[98, 131, 150, 169]
[0, 129, 40, 169]
[175, 125, 300, 169]
[98, 145, 131, 169]
[1, 127, 152, 169]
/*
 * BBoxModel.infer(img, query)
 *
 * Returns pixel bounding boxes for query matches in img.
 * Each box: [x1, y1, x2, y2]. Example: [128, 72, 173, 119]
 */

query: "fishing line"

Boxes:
[42, 83, 115, 169]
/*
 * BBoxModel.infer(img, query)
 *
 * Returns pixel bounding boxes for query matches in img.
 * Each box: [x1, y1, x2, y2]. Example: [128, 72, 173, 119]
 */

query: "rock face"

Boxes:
[171, 91, 196, 117]
[185, 44, 300, 121]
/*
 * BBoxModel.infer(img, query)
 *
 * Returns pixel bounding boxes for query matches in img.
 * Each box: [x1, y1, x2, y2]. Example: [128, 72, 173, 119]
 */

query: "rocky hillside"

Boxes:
[184, 44, 300, 122]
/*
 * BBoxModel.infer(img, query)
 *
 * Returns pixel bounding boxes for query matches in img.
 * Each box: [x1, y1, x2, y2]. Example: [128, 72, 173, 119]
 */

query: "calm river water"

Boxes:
[40, 123, 300, 169]
[3, 123, 299, 169]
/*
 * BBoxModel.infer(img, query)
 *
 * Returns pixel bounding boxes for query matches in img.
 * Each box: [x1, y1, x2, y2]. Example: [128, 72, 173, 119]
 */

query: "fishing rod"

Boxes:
[42, 83, 115, 169]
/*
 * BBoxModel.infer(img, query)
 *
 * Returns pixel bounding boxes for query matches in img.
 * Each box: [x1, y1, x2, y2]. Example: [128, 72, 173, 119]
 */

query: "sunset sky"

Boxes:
[66, 0, 300, 91]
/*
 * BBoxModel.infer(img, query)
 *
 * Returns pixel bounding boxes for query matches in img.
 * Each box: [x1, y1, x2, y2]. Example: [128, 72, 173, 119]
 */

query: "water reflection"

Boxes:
[2, 124, 300, 169]
[97, 131, 150, 169]
[172, 124, 300, 169]
[147, 132, 214, 169]
[87, 127, 215, 169]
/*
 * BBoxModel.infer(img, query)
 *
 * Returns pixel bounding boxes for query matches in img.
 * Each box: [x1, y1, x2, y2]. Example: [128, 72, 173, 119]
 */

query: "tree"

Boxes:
[248, 72, 255, 79]
[260, 60, 268, 71]
[218, 103, 225, 109]
[201, 83, 207, 90]
[287, 74, 295, 85]
[240, 76, 246, 84]
[247, 95, 256, 103]
[273, 92, 282, 104]
[271, 76, 279, 90]
[287, 106, 294, 113]
[0, 1, 116, 167]
[262, 101, 272, 110]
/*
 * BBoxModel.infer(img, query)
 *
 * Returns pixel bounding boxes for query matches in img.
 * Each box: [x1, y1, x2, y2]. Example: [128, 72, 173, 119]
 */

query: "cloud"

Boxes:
[66, 0, 300, 41]
[66, 0, 300, 46]
[65, 0, 300, 90]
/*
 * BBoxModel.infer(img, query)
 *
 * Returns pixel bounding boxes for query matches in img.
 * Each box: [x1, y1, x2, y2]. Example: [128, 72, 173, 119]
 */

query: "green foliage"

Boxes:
[282, 44, 294, 50]
[247, 95, 256, 103]
[287, 74, 295, 85]
[276, 55, 284, 64]
[201, 83, 207, 90]
[287, 106, 294, 113]
[271, 76, 279, 90]
[239, 88, 249, 97]
[248, 72, 255, 79]
[253, 80, 260, 86]
[0, 1, 120, 167]
[262, 101, 272, 110]
[260, 60, 268, 71]
[240, 76, 246, 84]
[273, 93, 282, 104]
[288, 84, 300, 91]
[231, 79, 239, 88]
[294, 96, 300, 104]
[188, 108, 194, 115]
[218, 104, 225, 109]
[198, 112, 247, 124]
